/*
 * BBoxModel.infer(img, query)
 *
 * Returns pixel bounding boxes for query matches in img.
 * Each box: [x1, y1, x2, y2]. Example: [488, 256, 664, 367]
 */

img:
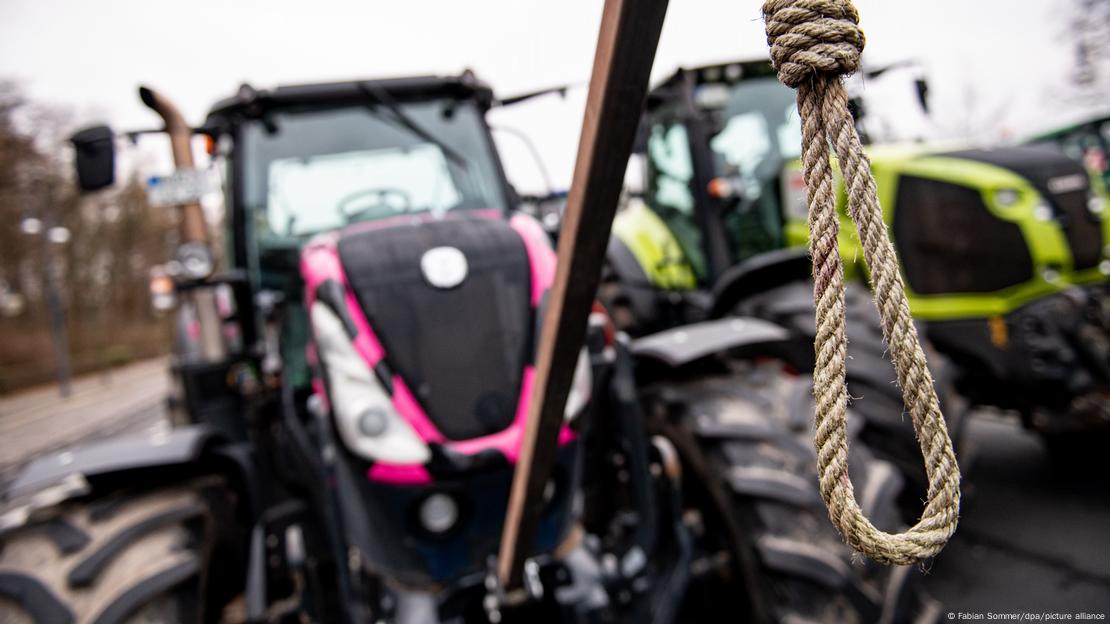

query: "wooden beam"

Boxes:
[497, 0, 670, 590]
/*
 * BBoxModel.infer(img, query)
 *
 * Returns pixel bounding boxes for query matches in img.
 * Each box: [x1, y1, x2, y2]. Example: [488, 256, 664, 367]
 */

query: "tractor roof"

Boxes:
[1026, 111, 1110, 143]
[646, 58, 775, 109]
[205, 70, 495, 124]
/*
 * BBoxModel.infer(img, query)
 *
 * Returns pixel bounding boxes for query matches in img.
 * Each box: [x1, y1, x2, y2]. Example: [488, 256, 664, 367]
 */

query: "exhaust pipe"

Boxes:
[139, 85, 225, 362]
[139, 86, 209, 246]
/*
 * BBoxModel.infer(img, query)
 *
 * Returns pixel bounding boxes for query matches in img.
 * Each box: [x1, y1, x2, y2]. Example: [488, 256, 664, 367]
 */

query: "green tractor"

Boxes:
[603, 59, 1110, 461]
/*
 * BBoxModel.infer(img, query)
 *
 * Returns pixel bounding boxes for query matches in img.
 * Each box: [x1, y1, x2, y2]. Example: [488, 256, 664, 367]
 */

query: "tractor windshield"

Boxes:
[706, 76, 800, 187]
[642, 74, 802, 281]
[705, 75, 800, 263]
[241, 99, 507, 244]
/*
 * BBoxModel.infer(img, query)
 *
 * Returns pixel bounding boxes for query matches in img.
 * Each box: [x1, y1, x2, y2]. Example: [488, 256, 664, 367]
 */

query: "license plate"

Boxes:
[147, 168, 218, 207]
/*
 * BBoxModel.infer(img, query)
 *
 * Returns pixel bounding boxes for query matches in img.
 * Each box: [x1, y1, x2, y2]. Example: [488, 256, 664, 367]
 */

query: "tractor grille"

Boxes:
[338, 218, 532, 441]
[893, 176, 1034, 295]
[943, 147, 1104, 272]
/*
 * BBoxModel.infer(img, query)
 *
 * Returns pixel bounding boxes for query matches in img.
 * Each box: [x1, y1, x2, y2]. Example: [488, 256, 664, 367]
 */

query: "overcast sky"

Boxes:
[1, 0, 1105, 193]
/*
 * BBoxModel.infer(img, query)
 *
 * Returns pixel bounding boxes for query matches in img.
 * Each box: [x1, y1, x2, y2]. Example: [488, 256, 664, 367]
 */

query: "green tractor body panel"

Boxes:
[780, 156, 867, 284]
[779, 149, 1110, 320]
[877, 153, 1108, 320]
[612, 202, 699, 290]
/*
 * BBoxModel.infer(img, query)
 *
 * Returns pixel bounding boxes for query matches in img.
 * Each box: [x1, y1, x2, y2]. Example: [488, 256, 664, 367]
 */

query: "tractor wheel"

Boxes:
[0, 477, 236, 624]
[655, 362, 941, 623]
[732, 279, 967, 511]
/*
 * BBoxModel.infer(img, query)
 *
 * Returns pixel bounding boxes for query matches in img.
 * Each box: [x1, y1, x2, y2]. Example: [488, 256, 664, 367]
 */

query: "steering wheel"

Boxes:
[337, 187, 414, 223]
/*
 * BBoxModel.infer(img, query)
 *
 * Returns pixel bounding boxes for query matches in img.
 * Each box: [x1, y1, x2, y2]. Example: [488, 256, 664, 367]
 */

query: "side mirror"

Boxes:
[914, 78, 930, 114]
[70, 125, 116, 192]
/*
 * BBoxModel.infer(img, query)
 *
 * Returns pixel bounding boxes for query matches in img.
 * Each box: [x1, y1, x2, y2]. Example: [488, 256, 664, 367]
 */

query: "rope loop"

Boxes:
[763, 0, 865, 87]
[762, 0, 960, 565]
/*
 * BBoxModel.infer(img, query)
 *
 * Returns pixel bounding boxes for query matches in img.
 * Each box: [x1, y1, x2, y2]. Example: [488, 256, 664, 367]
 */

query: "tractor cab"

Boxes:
[201, 72, 514, 388]
[602, 61, 808, 335]
[636, 61, 797, 286]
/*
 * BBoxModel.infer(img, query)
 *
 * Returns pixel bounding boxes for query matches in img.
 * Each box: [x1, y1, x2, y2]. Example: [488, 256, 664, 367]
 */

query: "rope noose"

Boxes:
[762, 0, 960, 565]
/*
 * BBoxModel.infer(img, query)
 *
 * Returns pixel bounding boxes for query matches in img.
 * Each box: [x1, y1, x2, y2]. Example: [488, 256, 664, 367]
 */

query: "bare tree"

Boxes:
[0, 82, 175, 393]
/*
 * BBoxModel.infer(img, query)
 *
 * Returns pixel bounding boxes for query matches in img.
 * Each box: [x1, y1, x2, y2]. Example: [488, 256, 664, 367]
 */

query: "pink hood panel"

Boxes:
[302, 213, 574, 486]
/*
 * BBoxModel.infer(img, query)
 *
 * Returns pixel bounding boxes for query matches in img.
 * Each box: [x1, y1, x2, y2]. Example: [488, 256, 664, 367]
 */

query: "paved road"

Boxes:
[923, 413, 1110, 617]
[0, 357, 169, 484]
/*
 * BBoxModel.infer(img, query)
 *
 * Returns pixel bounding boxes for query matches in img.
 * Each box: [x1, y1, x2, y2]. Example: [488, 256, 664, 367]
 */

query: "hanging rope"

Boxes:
[762, 0, 960, 565]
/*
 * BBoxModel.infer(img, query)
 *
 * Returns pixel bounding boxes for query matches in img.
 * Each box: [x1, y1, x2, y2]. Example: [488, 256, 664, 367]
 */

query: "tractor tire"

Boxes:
[655, 362, 941, 624]
[731, 279, 967, 510]
[0, 478, 235, 624]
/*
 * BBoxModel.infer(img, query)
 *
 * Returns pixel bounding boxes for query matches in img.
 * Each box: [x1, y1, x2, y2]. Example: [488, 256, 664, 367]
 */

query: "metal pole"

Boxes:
[496, 0, 670, 590]
[42, 227, 72, 398]
[30, 176, 74, 399]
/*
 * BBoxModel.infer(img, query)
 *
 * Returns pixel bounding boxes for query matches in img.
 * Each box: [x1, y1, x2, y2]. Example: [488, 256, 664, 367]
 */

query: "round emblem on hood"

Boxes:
[421, 246, 468, 289]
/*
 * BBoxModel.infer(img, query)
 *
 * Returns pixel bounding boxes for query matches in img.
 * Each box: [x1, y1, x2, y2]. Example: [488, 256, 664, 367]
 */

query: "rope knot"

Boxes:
[762, 0, 866, 88]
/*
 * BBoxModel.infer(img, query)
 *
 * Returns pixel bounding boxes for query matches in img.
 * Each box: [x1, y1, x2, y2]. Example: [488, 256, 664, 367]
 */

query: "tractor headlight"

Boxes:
[311, 302, 430, 464]
[1033, 202, 1054, 222]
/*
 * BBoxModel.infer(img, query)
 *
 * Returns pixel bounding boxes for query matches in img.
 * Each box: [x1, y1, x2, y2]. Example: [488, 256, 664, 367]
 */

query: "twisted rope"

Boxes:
[763, 0, 960, 565]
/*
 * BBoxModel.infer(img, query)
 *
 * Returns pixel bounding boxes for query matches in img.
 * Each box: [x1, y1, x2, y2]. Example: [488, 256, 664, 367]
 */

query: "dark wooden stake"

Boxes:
[496, 0, 670, 590]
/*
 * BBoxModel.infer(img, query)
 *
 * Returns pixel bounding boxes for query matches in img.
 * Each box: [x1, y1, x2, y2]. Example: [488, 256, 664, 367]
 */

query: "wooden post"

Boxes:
[496, 0, 670, 590]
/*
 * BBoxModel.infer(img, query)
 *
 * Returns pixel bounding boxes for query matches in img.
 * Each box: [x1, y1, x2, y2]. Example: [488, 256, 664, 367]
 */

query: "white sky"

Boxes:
[1, 0, 1105, 193]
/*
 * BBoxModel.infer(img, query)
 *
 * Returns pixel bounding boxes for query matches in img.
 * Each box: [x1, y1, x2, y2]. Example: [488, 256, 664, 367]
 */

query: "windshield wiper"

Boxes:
[355, 81, 469, 170]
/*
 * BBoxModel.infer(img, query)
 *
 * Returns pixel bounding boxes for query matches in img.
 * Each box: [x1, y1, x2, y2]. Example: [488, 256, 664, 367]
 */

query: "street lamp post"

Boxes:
[20, 215, 73, 398]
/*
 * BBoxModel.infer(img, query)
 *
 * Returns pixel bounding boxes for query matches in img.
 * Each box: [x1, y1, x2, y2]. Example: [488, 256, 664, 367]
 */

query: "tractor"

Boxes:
[0, 65, 939, 624]
[603, 58, 1110, 460]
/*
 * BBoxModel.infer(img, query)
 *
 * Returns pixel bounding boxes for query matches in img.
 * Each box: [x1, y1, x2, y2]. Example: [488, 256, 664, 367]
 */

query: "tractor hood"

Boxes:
[936, 146, 1105, 273]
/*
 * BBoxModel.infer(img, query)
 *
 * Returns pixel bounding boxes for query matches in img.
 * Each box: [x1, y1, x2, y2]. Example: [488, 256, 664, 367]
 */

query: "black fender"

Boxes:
[3, 425, 258, 516]
[708, 248, 812, 319]
[631, 317, 794, 369]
